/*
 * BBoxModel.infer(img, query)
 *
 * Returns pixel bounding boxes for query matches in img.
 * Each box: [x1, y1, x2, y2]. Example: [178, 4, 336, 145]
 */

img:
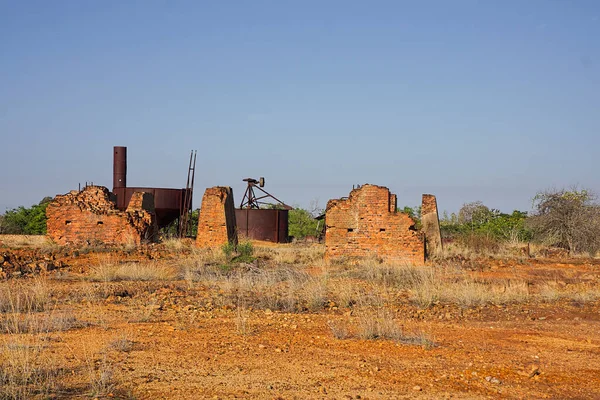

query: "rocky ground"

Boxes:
[1, 236, 599, 399]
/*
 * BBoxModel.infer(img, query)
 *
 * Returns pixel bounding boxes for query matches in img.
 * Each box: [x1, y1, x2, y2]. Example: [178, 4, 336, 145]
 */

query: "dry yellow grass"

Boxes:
[0, 234, 57, 251]
[88, 261, 179, 282]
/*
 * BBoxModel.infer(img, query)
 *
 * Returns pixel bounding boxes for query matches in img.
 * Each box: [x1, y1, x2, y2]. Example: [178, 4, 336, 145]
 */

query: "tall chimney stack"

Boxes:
[113, 146, 127, 190]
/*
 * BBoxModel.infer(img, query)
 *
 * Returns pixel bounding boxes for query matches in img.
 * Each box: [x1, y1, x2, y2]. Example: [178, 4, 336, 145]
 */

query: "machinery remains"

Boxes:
[236, 178, 292, 243]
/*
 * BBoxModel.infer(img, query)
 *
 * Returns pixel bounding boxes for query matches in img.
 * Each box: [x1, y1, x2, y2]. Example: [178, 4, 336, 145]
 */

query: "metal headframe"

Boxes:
[239, 177, 292, 210]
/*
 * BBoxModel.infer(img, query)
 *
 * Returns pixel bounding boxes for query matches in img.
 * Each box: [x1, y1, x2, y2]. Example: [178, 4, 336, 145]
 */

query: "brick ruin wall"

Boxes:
[421, 194, 443, 257]
[196, 187, 238, 248]
[46, 186, 157, 246]
[325, 184, 425, 264]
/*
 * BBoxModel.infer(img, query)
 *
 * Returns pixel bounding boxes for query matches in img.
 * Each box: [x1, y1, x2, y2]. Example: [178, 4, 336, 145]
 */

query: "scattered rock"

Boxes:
[528, 364, 541, 378]
[412, 385, 422, 391]
[486, 376, 501, 384]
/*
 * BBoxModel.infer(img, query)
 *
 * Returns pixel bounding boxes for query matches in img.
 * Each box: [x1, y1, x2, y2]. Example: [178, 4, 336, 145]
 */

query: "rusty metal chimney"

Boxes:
[113, 146, 127, 190]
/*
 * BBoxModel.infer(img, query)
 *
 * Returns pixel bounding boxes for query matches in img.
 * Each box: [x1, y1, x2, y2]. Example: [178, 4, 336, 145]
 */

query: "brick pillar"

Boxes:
[421, 194, 443, 258]
[196, 187, 238, 248]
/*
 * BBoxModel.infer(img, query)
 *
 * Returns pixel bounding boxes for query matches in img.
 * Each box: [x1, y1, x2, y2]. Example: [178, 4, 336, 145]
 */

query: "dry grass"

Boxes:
[408, 274, 530, 308]
[539, 281, 600, 303]
[0, 234, 56, 250]
[0, 279, 65, 399]
[0, 338, 61, 399]
[0, 278, 50, 314]
[86, 354, 118, 398]
[180, 252, 550, 312]
[162, 237, 196, 252]
[253, 244, 325, 265]
[1, 311, 83, 334]
[88, 261, 179, 282]
[328, 309, 436, 347]
[437, 240, 532, 261]
[0, 278, 84, 335]
[330, 259, 533, 308]
[349, 258, 435, 289]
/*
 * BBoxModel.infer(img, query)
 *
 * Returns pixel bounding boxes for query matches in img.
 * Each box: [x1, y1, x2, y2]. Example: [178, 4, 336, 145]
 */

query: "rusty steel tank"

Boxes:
[235, 177, 290, 243]
[235, 208, 289, 243]
[111, 146, 191, 228]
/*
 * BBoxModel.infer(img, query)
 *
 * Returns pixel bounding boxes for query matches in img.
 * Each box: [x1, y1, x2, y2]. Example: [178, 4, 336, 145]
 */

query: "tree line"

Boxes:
[402, 187, 600, 256]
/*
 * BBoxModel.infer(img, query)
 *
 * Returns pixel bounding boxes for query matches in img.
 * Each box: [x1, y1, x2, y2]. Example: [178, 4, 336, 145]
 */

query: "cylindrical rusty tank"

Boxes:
[235, 208, 289, 243]
[113, 146, 127, 190]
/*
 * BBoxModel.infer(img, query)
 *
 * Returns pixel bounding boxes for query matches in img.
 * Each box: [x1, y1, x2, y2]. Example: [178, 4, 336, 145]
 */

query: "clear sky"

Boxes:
[1, 1, 599, 215]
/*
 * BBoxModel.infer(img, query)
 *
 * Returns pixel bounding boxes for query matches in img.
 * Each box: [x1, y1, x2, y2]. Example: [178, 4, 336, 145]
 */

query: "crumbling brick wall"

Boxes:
[196, 187, 237, 248]
[325, 184, 424, 264]
[421, 194, 443, 257]
[46, 186, 157, 246]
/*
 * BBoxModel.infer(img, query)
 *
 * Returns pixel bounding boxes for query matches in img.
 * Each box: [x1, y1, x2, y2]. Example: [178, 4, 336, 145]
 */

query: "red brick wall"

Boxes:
[325, 184, 424, 264]
[196, 187, 238, 248]
[421, 194, 443, 257]
[46, 186, 157, 246]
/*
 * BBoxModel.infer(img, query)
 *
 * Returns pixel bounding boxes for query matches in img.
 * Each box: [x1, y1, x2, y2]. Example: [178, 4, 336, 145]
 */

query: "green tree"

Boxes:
[288, 208, 320, 239]
[440, 201, 531, 246]
[160, 208, 199, 238]
[399, 205, 422, 229]
[1, 197, 52, 234]
[458, 201, 493, 229]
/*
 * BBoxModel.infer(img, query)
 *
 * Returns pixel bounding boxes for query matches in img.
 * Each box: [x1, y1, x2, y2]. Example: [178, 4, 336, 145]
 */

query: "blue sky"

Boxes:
[1, 1, 599, 215]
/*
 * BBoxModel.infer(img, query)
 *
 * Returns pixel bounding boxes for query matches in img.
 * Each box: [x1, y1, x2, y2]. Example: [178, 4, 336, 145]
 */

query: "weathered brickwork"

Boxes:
[325, 184, 424, 264]
[196, 187, 238, 248]
[421, 194, 443, 257]
[46, 186, 157, 246]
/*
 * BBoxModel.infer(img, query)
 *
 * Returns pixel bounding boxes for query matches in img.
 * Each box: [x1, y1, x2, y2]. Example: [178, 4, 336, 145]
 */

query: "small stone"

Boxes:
[528, 364, 540, 378]
[491, 378, 501, 384]
[258, 344, 266, 349]
[412, 385, 422, 391]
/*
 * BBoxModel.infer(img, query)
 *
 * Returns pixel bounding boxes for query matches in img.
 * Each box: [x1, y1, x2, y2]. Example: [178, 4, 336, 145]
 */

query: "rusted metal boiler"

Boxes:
[111, 146, 194, 230]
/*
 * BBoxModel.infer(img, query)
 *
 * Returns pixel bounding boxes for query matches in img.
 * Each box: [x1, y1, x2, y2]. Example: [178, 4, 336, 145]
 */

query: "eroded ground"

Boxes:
[1, 236, 599, 399]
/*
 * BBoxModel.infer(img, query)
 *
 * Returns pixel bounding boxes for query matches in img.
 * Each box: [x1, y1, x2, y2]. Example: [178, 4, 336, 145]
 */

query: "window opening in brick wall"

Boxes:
[65, 221, 71, 225]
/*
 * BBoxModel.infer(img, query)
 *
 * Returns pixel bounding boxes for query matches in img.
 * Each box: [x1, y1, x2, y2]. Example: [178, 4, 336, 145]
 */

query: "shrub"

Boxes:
[528, 187, 600, 255]
[221, 242, 235, 260]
